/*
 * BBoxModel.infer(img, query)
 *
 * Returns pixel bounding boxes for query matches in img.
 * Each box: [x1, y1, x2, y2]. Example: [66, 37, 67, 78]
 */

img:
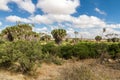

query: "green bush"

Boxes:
[72, 43, 90, 59]
[42, 43, 60, 55]
[86, 43, 99, 58]
[94, 43, 108, 55]
[108, 43, 120, 59]
[0, 41, 42, 74]
[60, 44, 73, 59]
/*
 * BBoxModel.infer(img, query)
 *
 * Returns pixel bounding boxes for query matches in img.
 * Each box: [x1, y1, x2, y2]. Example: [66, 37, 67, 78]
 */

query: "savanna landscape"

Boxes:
[0, 0, 120, 80]
[0, 23, 119, 80]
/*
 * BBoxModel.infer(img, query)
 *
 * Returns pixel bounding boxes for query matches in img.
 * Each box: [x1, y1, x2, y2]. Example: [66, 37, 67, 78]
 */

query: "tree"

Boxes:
[102, 28, 106, 39]
[74, 31, 79, 43]
[1, 23, 40, 41]
[95, 35, 102, 42]
[7, 30, 14, 41]
[40, 34, 51, 41]
[51, 29, 67, 45]
[74, 31, 78, 38]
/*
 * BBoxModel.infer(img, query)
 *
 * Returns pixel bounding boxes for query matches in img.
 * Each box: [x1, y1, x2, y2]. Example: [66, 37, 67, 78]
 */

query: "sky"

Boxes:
[0, 0, 120, 39]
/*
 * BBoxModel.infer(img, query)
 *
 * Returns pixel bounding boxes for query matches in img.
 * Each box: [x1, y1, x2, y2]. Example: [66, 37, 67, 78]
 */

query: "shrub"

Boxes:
[86, 43, 99, 58]
[42, 43, 60, 55]
[0, 41, 42, 74]
[72, 44, 89, 59]
[60, 44, 73, 59]
[108, 43, 120, 59]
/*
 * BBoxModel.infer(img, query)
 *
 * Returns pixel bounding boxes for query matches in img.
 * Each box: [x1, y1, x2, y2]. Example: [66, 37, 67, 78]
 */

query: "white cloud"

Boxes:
[29, 14, 106, 28]
[95, 8, 106, 15]
[37, 0, 80, 15]
[0, 22, 2, 26]
[0, 0, 11, 11]
[66, 28, 75, 37]
[33, 27, 48, 33]
[105, 28, 120, 34]
[6, 15, 31, 23]
[0, 0, 35, 13]
[48, 14, 73, 22]
[72, 15, 106, 28]
[30, 15, 53, 24]
[12, 0, 35, 14]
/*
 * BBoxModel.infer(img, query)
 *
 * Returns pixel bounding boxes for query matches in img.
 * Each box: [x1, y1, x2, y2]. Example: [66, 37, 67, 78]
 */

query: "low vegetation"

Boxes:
[0, 23, 119, 79]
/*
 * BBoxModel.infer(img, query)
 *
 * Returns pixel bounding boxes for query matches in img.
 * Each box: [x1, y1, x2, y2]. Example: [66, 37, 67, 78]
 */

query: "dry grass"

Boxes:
[0, 59, 120, 80]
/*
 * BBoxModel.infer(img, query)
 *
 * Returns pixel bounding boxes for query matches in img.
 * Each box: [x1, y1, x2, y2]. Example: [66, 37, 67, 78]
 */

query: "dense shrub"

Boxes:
[0, 41, 42, 74]
[86, 43, 99, 58]
[0, 40, 120, 75]
[72, 44, 90, 59]
[60, 44, 73, 59]
[94, 43, 108, 55]
[42, 43, 60, 55]
[108, 43, 120, 59]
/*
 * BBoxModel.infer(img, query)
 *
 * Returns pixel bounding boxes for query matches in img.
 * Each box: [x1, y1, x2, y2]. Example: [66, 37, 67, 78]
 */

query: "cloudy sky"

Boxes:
[0, 0, 120, 38]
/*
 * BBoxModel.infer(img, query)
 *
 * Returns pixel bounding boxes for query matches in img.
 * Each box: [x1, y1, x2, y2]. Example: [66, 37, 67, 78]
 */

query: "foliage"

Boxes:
[0, 40, 120, 75]
[42, 43, 60, 55]
[60, 44, 73, 59]
[105, 33, 119, 42]
[1, 24, 40, 41]
[111, 37, 119, 42]
[51, 29, 67, 45]
[0, 41, 42, 74]
[40, 34, 51, 41]
[95, 35, 102, 41]
[108, 43, 120, 59]
[72, 43, 90, 59]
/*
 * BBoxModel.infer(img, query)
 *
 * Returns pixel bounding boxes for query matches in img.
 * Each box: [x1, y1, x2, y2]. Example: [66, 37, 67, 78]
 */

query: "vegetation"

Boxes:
[95, 35, 102, 41]
[40, 34, 51, 41]
[51, 29, 67, 45]
[0, 23, 120, 79]
[58, 63, 109, 80]
[1, 24, 40, 41]
[0, 41, 42, 74]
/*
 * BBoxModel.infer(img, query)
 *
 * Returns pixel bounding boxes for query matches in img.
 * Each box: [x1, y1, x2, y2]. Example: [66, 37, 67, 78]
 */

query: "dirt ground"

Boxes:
[0, 59, 120, 80]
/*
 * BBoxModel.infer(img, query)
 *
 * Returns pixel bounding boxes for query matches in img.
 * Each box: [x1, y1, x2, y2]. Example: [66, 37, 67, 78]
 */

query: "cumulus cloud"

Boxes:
[0, 0, 11, 11]
[5, 14, 120, 39]
[12, 0, 35, 14]
[37, 0, 80, 15]
[33, 27, 48, 33]
[30, 15, 53, 24]
[95, 8, 106, 15]
[5, 14, 107, 28]
[72, 15, 106, 28]
[6, 15, 31, 23]
[0, 0, 35, 13]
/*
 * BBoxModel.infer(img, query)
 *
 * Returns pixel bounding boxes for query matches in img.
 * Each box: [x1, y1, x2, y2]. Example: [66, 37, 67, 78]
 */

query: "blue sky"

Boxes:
[0, 0, 120, 38]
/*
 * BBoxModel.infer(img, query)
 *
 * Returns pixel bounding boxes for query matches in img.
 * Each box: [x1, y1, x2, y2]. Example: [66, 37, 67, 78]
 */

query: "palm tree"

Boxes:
[51, 29, 67, 45]
[74, 31, 78, 38]
[102, 28, 106, 39]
